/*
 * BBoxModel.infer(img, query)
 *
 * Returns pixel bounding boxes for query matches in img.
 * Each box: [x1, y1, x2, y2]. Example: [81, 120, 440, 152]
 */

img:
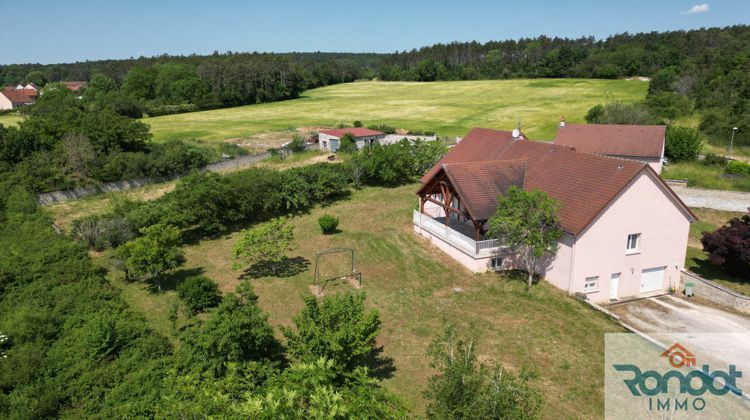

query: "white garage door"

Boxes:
[640, 267, 666, 293]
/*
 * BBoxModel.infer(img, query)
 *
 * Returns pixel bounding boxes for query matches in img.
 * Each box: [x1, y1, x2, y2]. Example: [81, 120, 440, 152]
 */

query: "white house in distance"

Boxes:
[414, 127, 695, 303]
[554, 120, 666, 173]
[0, 84, 38, 110]
[319, 128, 386, 152]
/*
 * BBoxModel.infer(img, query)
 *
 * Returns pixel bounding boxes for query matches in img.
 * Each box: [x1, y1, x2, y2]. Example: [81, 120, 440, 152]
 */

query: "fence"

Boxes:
[680, 269, 750, 315]
[413, 210, 499, 256]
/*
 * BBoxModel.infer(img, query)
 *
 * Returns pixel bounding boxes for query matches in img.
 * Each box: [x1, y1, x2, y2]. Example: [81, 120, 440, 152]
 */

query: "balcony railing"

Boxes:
[413, 210, 501, 256]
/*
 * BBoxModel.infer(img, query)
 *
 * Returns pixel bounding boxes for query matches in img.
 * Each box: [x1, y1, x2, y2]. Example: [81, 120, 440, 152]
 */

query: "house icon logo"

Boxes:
[661, 343, 697, 368]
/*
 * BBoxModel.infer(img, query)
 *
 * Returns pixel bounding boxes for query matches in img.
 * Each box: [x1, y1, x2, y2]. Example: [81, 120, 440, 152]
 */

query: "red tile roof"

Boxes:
[62, 81, 88, 92]
[319, 127, 384, 138]
[554, 123, 665, 158]
[419, 128, 694, 235]
[1, 87, 34, 104]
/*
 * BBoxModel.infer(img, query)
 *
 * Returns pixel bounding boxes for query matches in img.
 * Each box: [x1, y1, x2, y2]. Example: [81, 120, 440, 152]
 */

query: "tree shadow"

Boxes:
[239, 256, 310, 280]
[687, 255, 748, 285]
[147, 267, 205, 293]
[365, 346, 396, 380]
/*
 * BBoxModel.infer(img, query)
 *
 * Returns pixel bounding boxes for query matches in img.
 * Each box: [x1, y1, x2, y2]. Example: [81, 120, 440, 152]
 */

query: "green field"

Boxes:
[88, 183, 625, 418]
[144, 79, 648, 144]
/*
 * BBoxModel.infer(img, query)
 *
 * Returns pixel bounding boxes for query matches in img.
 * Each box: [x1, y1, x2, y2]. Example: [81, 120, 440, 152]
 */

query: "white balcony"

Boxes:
[412, 210, 501, 257]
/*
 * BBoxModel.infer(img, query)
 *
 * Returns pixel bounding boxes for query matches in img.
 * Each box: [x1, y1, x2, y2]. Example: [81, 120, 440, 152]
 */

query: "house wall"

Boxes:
[0, 95, 13, 110]
[319, 133, 337, 152]
[540, 233, 575, 291]
[318, 133, 387, 152]
[355, 134, 387, 149]
[569, 171, 690, 303]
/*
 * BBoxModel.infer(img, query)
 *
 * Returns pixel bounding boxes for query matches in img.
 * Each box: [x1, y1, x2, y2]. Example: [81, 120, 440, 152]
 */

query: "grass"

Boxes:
[0, 113, 23, 127]
[91, 183, 625, 418]
[662, 161, 750, 191]
[685, 208, 749, 295]
[143, 79, 648, 145]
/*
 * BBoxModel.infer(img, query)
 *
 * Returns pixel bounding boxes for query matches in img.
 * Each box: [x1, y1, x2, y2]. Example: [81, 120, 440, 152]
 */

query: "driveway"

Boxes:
[609, 295, 750, 391]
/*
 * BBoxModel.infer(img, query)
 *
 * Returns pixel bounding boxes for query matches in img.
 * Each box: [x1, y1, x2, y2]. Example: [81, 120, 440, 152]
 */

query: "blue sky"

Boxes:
[0, 1, 747, 65]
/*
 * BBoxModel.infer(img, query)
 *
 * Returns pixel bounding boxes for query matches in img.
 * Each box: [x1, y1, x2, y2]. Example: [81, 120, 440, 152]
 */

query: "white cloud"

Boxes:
[681, 4, 710, 14]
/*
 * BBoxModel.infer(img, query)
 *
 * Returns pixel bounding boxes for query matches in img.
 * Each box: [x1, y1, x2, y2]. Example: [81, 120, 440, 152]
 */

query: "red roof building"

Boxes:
[414, 127, 695, 303]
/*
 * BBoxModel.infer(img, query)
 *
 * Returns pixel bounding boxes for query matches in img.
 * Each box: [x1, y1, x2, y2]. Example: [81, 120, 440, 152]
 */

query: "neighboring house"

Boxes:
[318, 128, 385, 152]
[62, 81, 88, 93]
[0, 85, 37, 110]
[554, 121, 666, 173]
[414, 127, 695, 303]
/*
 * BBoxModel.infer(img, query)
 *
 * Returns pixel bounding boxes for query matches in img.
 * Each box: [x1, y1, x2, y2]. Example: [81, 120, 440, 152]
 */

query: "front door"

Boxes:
[609, 273, 620, 300]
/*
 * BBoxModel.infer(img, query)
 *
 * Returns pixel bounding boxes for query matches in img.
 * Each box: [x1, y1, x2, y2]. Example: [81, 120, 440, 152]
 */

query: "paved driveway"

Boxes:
[609, 295, 750, 391]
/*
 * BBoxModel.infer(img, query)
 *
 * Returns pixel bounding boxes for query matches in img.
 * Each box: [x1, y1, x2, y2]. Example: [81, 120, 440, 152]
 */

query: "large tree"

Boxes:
[487, 186, 563, 290]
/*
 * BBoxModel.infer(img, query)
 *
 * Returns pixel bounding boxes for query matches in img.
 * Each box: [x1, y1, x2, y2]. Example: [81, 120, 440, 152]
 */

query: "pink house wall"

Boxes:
[568, 171, 690, 302]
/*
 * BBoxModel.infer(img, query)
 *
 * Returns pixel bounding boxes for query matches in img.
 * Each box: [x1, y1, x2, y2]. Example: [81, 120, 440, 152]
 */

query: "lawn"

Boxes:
[662, 161, 750, 191]
[0, 113, 23, 127]
[685, 208, 749, 295]
[91, 183, 625, 418]
[144, 79, 648, 144]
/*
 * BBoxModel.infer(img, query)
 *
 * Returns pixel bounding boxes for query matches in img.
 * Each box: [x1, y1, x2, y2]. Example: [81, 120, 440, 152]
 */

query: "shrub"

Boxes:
[585, 101, 657, 125]
[726, 160, 750, 175]
[177, 275, 222, 313]
[702, 153, 727, 166]
[367, 123, 396, 134]
[665, 126, 703, 162]
[318, 214, 339, 234]
[352, 120, 363, 127]
[288, 134, 307, 153]
[337, 133, 358, 154]
[73, 214, 134, 251]
[646, 92, 692, 120]
[281, 292, 381, 375]
[701, 213, 750, 277]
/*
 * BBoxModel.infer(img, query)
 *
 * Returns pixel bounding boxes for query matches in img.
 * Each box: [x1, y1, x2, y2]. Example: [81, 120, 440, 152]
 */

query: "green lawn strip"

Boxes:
[107, 183, 626, 417]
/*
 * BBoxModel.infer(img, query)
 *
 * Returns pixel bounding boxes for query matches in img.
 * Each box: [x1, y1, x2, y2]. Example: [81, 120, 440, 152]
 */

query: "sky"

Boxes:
[0, 1, 748, 65]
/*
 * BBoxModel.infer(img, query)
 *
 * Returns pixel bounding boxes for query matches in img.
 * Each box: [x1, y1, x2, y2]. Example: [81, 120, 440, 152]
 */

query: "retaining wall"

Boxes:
[680, 269, 750, 315]
[37, 151, 272, 205]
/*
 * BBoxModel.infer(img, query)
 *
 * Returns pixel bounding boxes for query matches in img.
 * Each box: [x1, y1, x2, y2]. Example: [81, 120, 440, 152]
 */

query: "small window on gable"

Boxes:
[490, 257, 503, 271]
[626, 233, 641, 253]
[584, 276, 599, 291]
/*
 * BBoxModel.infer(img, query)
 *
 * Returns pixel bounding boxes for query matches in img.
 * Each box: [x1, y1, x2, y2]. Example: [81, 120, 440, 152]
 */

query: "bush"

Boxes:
[336, 133, 357, 154]
[702, 153, 727, 166]
[701, 214, 750, 277]
[585, 101, 657, 125]
[177, 275, 222, 313]
[352, 120, 363, 127]
[726, 160, 750, 175]
[288, 134, 307, 153]
[367, 123, 396, 134]
[665, 126, 703, 162]
[646, 92, 692, 120]
[281, 292, 381, 375]
[318, 214, 339, 234]
[72, 214, 134, 251]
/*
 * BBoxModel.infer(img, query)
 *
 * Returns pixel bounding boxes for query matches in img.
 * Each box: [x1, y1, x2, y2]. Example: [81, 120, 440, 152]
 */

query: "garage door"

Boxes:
[640, 267, 665, 293]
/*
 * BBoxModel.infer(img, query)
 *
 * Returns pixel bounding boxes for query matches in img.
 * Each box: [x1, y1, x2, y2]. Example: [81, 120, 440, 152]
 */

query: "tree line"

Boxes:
[1, 52, 380, 116]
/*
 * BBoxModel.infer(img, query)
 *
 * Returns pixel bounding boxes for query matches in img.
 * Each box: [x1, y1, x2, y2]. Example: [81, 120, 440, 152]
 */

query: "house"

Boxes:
[0, 85, 38, 110]
[318, 128, 386, 152]
[554, 121, 666, 173]
[414, 128, 696, 303]
[62, 81, 88, 93]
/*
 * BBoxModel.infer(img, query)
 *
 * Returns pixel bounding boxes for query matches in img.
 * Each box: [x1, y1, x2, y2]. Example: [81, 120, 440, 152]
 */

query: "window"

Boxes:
[584, 276, 599, 291]
[490, 257, 503, 271]
[626, 233, 641, 253]
[322, 141, 328, 148]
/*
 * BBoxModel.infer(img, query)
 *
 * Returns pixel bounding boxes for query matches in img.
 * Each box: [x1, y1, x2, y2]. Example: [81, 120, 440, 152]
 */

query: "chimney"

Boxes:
[559, 117, 566, 128]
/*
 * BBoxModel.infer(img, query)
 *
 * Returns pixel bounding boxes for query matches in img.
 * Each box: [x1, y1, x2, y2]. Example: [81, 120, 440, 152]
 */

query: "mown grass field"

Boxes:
[0, 113, 23, 126]
[685, 208, 749, 295]
[87, 183, 625, 418]
[144, 79, 648, 144]
[662, 162, 750, 191]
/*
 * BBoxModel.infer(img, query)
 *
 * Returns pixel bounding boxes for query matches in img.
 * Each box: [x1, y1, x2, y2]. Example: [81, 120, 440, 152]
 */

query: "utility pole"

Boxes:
[729, 127, 738, 159]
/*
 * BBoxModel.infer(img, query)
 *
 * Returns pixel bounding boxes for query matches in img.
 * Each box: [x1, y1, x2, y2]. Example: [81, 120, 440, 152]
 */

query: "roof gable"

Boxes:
[554, 123, 666, 158]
